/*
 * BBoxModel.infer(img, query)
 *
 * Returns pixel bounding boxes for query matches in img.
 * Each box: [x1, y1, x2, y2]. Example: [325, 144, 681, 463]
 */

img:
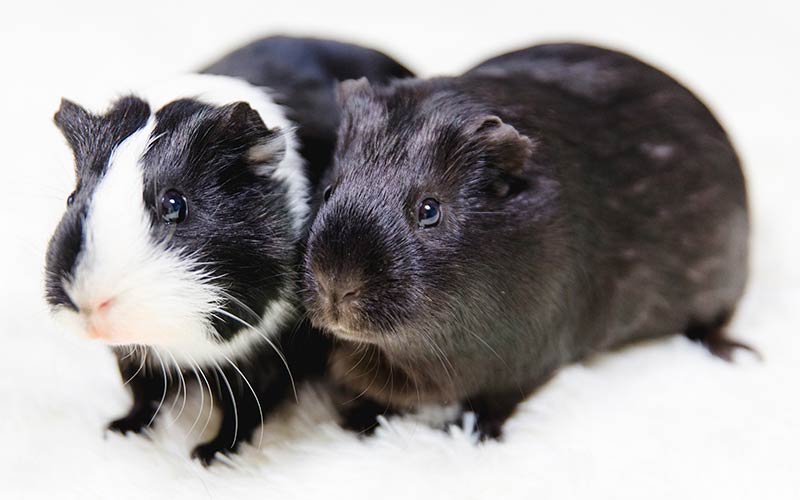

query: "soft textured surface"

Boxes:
[1, 1, 797, 499]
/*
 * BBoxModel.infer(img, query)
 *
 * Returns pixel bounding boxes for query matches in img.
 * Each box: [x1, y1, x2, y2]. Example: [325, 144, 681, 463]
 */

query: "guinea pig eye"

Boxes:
[418, 198, 441, 228]
[159, 189, 188, 224]
[66, 192, 75, 207]
[323, 185, 333, 202]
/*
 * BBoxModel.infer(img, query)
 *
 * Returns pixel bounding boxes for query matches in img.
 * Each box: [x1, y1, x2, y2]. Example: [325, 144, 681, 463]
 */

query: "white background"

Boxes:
[0, 1, 798, 499]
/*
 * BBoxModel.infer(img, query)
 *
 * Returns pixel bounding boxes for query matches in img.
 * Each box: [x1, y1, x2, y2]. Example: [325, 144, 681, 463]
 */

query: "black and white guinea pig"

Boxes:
[303, 43, 752, 439]
[44, 36, 412, 464]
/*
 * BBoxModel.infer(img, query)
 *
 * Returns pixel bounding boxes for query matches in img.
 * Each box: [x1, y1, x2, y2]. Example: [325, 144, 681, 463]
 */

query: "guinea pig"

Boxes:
[44, 36, 412, 464]
[302, 43, 752, 439]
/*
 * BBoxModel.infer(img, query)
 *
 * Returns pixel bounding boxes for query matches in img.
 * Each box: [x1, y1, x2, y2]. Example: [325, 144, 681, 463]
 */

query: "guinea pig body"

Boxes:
[304, 43, 750, 438]
[44, 37, 411, 464]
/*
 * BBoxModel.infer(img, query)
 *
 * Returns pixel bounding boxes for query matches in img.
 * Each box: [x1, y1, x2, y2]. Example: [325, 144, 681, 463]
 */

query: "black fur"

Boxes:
[202, 35, 414, 190]
[304, 43, 751, 438]
[45, 37, 412, 464]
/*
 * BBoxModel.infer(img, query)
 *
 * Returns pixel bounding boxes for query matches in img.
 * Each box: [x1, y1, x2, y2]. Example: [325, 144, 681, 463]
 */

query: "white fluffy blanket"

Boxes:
[2, 2, 797, 499]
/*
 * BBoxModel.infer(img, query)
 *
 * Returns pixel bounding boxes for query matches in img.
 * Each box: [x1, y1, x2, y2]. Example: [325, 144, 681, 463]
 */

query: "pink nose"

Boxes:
[96, 298, 114, 313]
[82, 298, 115, 341]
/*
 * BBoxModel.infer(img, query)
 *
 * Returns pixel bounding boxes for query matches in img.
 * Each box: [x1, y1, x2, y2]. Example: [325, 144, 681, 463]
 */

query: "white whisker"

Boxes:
[123, 346, 147, 385]
[212, 307, 297, 402]
[212, 360, 238, 448]
[165, 349, 188, 425]
[222, 354, 265, 448]
[185, 357, 206, 439]
[188, 353, 216, 440]
[148, 349, 169, 428]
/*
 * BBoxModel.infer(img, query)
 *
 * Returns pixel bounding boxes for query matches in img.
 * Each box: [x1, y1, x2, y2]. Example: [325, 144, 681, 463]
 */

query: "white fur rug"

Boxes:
[2, 1, 797, 499]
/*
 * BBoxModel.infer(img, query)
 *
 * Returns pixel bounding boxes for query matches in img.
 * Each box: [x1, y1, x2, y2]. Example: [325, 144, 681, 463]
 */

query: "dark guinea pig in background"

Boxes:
[303, 43, 752, 438]
[44, 36, 412, 464]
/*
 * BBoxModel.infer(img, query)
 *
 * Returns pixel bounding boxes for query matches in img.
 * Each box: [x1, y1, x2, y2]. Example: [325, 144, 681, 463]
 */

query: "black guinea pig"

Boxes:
[303, 43, 752, 439]
[44, 36, 412, 464]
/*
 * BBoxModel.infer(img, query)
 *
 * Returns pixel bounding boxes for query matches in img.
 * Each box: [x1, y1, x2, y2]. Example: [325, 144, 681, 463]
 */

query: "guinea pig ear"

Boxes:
[53, 98, 95, 156]
[209, 101, 286, 169]
[335, 77, 373, 107]
[470, 115, 534, 176]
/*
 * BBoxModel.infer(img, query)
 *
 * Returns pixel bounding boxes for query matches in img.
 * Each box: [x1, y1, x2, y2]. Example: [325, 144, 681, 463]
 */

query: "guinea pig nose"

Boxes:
[315, 270, 364, 314]
[330, 274, 363, 304]
[96, 298, 114, 312]
[79, 297, 115, 317]
[340, 287, 360, 303]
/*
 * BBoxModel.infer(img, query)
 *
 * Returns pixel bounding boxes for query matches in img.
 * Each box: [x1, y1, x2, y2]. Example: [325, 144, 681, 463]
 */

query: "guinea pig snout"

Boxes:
[74, 297, 117, 341]
[312, 269, 365, 329]
[305, 204, 401, 337]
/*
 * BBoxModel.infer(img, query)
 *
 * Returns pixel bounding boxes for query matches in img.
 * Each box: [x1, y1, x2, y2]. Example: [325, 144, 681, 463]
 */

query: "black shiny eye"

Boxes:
[418, 198, 441, 228]
[159, 189, 188, 224]
[323, 185, 333, 202]
[66, 192, 75, 206]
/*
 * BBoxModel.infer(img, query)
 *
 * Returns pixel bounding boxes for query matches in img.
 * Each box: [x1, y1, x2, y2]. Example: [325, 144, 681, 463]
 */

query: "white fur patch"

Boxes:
[56, 75, 310, 367]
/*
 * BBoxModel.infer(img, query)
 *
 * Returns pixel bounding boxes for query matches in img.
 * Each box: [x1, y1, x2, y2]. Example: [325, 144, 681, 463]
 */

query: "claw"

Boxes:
[191, 440, 238, 467]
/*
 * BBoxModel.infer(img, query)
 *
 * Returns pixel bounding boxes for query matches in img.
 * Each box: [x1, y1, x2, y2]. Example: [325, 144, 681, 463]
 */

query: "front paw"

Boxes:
[339, 398, 394, 436]
[107, 406, 156, 436]
[191, 439, 239, 467]
[450, 411, 505, 441]
[475, 415, 505, 441]
[341, 409, 381, 436]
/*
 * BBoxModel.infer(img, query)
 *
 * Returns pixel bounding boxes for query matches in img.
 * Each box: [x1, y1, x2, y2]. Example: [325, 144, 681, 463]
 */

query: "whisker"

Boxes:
[148, 349, 169, 428]
[165, 350, 188, 426]
[185, 357, 206, 439]
[212, 307, 297, 402]
[123, 346, 147, 385]
[188, 354, 216, 440]
[119, 345, 137, 361]
[420, 331, 457, 395]
[343, 344, 370, 377]
[212, 360, 239, 448]
[464, 327, 507, 367]
[222, 354, 265, 449]
[344, 346, 380, 404]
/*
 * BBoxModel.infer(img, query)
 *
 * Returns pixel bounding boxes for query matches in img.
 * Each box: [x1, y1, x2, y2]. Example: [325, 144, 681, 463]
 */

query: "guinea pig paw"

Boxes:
[475, 417, 505, 442]
[340, 412, 380, 437]
[447, 410, 504, 442]
[338, 400, 394, 437]
[191, 441, 237, 467]
[705, 335, 761, 362]
[106, 412, 153, 436]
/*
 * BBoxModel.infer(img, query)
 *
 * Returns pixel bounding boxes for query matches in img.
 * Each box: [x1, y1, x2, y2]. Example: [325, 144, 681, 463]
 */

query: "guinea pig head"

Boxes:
[45, 82, 303, 364]
[303, 79, 542, 347]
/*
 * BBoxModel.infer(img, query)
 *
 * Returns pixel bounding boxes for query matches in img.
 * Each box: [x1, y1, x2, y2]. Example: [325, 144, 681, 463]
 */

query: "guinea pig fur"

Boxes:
[202, 35, 414, 189]
[44, 36, 412, 465]
[303, 43, 752, 439]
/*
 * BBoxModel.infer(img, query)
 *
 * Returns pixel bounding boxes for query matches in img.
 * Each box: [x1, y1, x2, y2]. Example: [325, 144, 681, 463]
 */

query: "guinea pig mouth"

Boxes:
[307, 293, 387, 343]
[309, 304, 369, 341]
[323, 322, 377, 342]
